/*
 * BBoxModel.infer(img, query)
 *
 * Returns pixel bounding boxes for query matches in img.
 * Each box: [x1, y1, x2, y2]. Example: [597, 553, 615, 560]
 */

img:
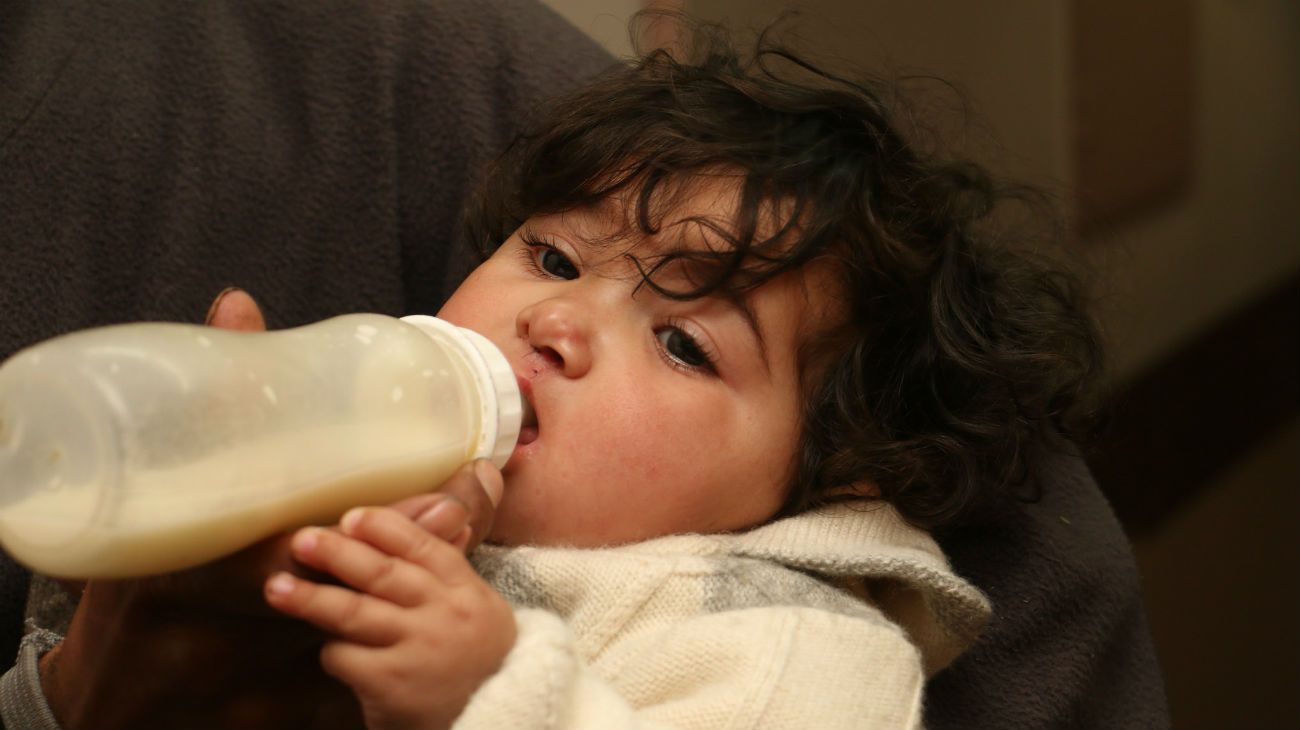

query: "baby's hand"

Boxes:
[265, 507, 517, 730]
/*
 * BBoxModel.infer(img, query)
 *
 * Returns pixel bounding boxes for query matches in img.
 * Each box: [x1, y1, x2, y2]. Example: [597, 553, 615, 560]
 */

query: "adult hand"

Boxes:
[37, 289, 503, 730]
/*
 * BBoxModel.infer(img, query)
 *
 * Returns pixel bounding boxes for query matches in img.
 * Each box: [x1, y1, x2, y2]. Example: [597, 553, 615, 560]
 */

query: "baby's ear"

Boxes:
[204, 288, 267, 332]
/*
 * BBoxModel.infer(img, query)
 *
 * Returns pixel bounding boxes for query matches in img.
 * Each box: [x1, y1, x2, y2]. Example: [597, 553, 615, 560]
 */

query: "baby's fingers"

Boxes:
[264, 573, 402, 646]
[340, 507, 476, 586]
[289, 526, 436, 607]
[317, 641, 412, 706]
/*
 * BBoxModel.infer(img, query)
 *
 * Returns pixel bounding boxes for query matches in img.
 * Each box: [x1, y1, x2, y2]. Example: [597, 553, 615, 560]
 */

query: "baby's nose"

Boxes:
[515, 298, 592, 378]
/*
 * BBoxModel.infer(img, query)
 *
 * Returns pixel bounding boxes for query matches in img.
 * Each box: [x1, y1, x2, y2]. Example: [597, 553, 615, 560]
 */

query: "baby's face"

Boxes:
[438, 182, 838, 546]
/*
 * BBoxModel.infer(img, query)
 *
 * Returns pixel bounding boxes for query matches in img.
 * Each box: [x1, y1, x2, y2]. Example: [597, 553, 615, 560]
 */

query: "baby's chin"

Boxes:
[481, 505, 549, 547]
[481, 512, 630, 549]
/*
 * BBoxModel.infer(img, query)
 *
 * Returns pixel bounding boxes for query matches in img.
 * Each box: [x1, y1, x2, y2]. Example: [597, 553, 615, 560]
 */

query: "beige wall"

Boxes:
[1083, 0, 1300, 377]
[691, 1, 1072, 188]
[540, 0, 641, 58]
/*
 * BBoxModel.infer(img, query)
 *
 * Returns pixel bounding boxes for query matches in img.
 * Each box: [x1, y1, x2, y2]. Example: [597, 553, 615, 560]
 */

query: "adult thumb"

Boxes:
[204, 287, 267, 332]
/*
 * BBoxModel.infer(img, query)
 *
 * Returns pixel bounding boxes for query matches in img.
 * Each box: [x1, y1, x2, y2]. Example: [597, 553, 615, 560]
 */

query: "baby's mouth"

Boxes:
[517, 389, 539, 446]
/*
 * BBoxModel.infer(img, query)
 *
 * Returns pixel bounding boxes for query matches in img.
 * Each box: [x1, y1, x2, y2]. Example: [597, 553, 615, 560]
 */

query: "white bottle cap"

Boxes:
[399, 316, 522, 468]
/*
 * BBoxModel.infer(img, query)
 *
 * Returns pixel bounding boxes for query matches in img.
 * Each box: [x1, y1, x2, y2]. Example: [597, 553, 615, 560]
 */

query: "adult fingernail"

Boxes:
[474, 459, 503, 507]
[203, 286, 243, 325]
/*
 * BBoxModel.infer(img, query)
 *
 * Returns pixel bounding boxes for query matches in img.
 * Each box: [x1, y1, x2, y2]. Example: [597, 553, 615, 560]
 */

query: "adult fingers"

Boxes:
[130, 286, 276, 613]
[133, 533, 281, 614]
[204, 287, 267, 331]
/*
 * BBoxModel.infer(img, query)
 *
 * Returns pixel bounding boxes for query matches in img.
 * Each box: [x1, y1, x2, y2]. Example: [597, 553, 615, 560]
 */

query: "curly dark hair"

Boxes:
[464, 18, 1103, 529]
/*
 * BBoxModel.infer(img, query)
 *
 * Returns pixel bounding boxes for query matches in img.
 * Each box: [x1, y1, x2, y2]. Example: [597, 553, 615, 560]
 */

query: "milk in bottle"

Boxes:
[0, 314, 520, 578]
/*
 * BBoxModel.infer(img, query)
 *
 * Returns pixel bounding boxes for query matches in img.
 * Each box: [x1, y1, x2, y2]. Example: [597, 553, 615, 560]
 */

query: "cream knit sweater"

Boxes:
[455, 502, 991, 729]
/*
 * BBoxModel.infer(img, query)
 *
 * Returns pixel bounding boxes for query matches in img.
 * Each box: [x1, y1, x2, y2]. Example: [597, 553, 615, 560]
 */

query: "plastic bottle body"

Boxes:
[0, 314, 519, 578]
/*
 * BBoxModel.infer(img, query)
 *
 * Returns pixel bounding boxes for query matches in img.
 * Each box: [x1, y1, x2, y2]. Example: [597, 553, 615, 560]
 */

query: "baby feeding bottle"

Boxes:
[0, 314, 520, 578]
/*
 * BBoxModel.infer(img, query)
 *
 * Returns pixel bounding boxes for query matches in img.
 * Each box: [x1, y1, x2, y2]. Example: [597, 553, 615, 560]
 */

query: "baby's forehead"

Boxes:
[564, 172, 802, 257]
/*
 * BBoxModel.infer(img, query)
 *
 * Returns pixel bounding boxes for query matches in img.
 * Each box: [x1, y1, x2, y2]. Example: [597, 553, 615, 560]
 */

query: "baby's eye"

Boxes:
[655, 327, 715, 371]
[538, 247, 579, 280]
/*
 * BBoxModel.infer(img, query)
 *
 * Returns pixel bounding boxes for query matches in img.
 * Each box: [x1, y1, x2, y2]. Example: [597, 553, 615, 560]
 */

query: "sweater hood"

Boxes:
[477, 502, 991, 678]
[710, 502, 991, 676]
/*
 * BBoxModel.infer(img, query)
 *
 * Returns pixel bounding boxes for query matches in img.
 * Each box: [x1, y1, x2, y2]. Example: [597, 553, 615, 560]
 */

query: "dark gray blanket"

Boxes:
[0, 1, 1168, 727]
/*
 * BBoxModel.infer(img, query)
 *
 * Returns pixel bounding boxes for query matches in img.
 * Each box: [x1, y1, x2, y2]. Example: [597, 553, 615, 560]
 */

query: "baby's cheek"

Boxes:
[601, 395, 718, 462]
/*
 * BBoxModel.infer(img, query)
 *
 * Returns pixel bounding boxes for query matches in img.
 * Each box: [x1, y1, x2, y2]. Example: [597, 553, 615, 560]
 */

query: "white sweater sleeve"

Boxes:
[452, 605, 925, 730]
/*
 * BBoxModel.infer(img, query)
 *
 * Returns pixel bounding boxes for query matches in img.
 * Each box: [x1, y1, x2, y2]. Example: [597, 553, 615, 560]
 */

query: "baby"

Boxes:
[265, 21, 1098, 730]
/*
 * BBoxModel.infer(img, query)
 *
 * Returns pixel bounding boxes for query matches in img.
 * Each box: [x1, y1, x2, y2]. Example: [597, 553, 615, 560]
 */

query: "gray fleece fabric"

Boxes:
[0, 630, 61, 730]
[0, 1, 1167, 728]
